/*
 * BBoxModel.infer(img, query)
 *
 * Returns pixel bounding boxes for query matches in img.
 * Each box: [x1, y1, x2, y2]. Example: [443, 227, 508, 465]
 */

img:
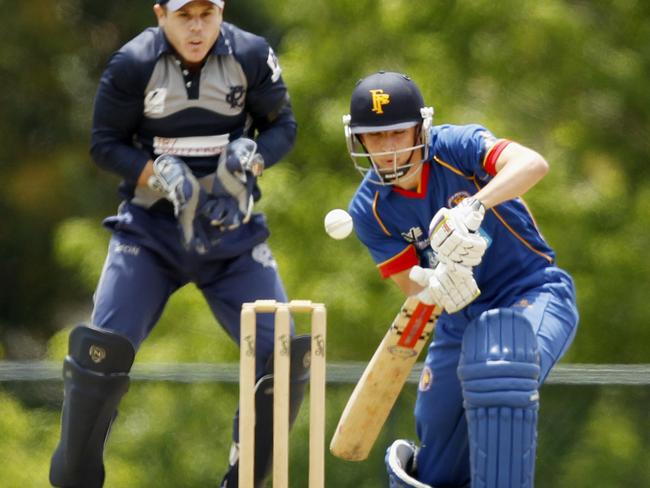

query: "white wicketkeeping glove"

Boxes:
[409, 264, 480, 313]
[429, 198, 487, 267]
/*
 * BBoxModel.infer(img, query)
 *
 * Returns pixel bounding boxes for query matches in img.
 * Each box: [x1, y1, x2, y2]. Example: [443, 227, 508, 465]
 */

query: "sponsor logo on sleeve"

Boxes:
[251, 243, 278, 269]
[266, 47, 282, 83]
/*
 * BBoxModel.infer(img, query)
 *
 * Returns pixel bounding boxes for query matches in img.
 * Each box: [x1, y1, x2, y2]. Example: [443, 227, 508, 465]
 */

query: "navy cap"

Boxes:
[156, 0, 224, 11]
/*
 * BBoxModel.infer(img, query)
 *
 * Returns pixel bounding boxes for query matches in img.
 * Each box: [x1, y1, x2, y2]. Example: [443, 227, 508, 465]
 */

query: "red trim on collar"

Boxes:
[392, 162, 430, 199]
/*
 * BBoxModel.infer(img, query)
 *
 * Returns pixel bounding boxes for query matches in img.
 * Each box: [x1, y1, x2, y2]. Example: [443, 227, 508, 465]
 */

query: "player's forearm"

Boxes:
[91, 54, 152, 184]
[136, 160, 155, 187]
[474, 143, 548, 209]
[90, 138, 151, 184]
[390, 268, 424, 297]
[253, 104, 297, 169]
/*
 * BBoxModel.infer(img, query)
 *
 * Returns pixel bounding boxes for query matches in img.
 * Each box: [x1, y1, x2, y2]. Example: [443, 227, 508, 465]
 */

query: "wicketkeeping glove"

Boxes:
[409, 263, 480, 313]
[148, 154, 201, 247]
[429, 198, 487, 267]
[199, 194, 244, 231]
[211, 137, 264, 225]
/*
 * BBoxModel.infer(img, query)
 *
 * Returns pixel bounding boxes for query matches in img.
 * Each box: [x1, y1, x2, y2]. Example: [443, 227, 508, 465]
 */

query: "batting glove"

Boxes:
[409, 263, 480, 313]
[429, 198, 487, 267]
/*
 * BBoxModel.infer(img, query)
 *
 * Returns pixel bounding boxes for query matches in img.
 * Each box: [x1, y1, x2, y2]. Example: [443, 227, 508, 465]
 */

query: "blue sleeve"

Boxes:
[232, 27, 297, 168]
[252, 98, 297, 170]
[90, 50, 152, 183]
[349, 192, 419, 278]
[436, 124, 497, 181]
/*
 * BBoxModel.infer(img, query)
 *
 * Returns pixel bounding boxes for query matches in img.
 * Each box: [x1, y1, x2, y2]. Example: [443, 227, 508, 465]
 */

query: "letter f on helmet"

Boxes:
[370, 89, 391, 114]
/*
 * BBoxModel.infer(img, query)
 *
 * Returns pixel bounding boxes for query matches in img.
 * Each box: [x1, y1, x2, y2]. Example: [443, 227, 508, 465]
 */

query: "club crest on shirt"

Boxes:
[226, 85, 245, 108]
[144, 88, 167, 115]
[447, 191, 471, 208]
[418, 365, 433, 391]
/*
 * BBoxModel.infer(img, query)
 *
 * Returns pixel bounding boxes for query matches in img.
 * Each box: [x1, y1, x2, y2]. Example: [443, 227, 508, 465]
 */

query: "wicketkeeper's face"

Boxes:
[155, 0, 223, 67]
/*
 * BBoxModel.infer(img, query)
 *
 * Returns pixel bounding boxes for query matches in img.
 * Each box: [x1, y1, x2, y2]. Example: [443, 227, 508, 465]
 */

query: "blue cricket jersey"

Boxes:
[349, 124, 556, 315]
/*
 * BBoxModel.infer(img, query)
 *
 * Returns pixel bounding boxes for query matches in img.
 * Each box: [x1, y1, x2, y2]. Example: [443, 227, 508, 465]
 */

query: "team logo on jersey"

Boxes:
[418, 365, 433, 391]
[401, 226, 431, 252]
[226, 85, 245, 108]
[369, 89, 390, 114]
[252, 243, 278, 269]
[447, 191, 471, 208]
[401, 226, 424, 243]
[266, 47, 282, 83]
[144, 88, 167, 115]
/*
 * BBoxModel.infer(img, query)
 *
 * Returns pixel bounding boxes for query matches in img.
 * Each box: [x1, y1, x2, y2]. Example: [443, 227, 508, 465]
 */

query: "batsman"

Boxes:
[343, 71, 579, 487]
[49, 1, 308, 487]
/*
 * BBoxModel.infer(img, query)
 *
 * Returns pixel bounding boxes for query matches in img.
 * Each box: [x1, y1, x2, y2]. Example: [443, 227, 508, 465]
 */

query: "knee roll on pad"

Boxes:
[458, 309, 540, 488]
[68, 324, 136, 374]
[49, 326, 135, 488]
[220, 335, 312, 488]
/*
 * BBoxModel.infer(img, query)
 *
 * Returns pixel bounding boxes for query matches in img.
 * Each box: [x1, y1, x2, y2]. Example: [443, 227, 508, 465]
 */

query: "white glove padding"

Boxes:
[212, 138, 264, 224]
[148, 154, 201, 246]
[429, 198, 487, 267]
[409, 264, 480, 313]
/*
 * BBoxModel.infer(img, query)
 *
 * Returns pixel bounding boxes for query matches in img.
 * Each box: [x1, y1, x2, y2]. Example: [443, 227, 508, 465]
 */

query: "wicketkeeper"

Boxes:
[49, 2, 308, 487]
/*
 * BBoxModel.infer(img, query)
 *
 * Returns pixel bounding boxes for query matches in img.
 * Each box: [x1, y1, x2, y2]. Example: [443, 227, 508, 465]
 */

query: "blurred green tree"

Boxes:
[1, 0, 649, 485]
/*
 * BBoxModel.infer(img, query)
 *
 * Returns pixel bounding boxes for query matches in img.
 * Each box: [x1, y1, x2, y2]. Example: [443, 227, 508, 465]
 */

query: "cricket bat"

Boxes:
[329, 296, 441, 461]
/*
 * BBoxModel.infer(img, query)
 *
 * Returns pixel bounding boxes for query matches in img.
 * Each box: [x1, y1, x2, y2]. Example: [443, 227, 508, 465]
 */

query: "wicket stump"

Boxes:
[239, 300, 327, 488]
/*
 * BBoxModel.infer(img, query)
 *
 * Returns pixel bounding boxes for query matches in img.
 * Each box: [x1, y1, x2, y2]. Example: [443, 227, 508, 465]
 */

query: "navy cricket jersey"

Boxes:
[349, 124, 556, 309]
[90, 23, 296, 202]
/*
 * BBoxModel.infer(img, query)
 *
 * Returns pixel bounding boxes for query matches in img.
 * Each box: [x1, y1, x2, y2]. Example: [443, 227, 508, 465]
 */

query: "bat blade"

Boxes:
[329, 297, 440, 461]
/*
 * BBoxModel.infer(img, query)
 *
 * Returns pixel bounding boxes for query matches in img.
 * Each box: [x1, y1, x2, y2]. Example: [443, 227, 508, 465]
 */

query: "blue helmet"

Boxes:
[343, 72, 434, 185]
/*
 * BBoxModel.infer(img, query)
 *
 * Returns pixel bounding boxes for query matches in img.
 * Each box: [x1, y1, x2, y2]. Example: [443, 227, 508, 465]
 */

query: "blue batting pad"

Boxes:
[458, 309, 540, 488]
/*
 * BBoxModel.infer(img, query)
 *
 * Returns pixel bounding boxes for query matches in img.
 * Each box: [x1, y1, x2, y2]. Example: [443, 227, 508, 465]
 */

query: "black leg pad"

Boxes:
[49, 326, 134, 487]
